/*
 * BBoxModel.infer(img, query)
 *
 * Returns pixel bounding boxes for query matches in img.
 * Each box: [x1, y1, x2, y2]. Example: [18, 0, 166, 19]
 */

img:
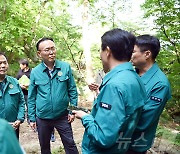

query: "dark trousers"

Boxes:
[126, 149, 147, 154]
[24, 95, 28, 119]
[36, 115, 78, 154]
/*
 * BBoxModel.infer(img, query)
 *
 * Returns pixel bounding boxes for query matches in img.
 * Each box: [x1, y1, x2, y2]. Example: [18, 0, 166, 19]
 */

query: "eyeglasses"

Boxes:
[40, 47, 56, 53]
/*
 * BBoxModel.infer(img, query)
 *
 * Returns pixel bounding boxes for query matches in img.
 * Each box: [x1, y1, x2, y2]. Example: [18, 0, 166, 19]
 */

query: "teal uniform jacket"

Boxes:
[28, 60, 78, 121]
[81, 62, 147, 154]
[0, 119, 23, 154]
[0, 76, 25, 122]
[129, 62, 171, 152]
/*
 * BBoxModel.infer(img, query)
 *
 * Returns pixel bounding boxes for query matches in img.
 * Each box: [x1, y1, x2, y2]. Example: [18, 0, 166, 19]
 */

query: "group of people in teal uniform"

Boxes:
[0, 28, 171, 154]
[74, 29, 171, 154]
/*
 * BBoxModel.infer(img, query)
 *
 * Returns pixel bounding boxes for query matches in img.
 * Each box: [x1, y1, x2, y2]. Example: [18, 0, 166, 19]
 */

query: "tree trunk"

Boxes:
[82, 0, 94, 103]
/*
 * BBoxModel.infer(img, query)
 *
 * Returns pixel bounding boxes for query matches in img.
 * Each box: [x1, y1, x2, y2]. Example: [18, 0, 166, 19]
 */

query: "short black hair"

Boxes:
[135, 35, 160, 60]
[0, 52, 7, 60]
[19, 59, 29, 66]
[36, 37, 54, 51]
[101, 28, 136, 61]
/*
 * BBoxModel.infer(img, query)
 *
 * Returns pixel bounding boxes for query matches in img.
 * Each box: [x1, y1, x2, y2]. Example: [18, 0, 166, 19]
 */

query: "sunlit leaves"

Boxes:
[0, 0, 82, 77]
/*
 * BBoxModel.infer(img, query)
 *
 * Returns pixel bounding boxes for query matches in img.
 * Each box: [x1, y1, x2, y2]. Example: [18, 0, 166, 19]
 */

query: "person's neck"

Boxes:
[138, 61, 154, 76]
[109, 59, 127, 71]
[0, 75, 6, 82]
[44, 61, 55, 70]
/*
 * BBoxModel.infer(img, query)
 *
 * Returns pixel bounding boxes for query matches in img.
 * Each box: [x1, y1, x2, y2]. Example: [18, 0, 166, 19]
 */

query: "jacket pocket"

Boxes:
[57, 75, 69, 82]
[8, 88, 21, 106]
[35, 80, 49, 85]
[8, 88, 20, 95]
[35, 80, 49, 94]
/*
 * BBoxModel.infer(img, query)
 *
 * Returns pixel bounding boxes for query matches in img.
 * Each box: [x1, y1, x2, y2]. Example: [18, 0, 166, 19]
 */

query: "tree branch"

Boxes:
[50, 18, 82, 73]
[158, 0, 180, 63]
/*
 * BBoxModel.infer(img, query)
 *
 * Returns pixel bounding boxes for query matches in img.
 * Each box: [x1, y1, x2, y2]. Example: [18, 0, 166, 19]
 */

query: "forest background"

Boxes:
[0, 0, 179, 152]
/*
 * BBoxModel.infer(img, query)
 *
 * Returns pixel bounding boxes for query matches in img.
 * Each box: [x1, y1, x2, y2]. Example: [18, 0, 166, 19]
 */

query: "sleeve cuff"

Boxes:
[81, 114, 94, 128]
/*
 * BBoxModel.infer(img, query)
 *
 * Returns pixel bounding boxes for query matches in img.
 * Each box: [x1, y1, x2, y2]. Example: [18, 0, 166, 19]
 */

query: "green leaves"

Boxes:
[0, 0, 82, 76]
[143, 0, 180, 118]
[0, 0, 38, 61]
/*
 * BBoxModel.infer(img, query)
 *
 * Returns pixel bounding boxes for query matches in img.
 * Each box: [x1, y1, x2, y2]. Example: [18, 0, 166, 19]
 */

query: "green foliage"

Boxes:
[90, 0, 124, 28]
[89, 0, 144, 32]
[0, 0, 83, 78]
[0, 0, 40, 62]
[159, 108, 173, 124]
[78, 0, 98, 6]
[8, 62, 19, 77]
[35, 0, 82, 67]
[142, 0, 180, 62]
[156, 125, 180, 146]
[52, 146, 65, 154]
[157, 49, 180, 120]
[91, 44, 102, 71]
[143, 0, 180, 119]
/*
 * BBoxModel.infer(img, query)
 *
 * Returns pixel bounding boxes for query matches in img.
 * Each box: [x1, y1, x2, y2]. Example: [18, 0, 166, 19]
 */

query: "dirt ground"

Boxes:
[20, 118, 84, 154]
[19, 119, 180, 154]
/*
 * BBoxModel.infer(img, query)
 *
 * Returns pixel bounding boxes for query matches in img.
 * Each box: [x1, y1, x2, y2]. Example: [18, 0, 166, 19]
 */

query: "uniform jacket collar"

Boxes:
[41, 60, 61, 72]
[0, 76, 12, 96]
[6, 75, 11, 83]
[101, 62, 134, 87]
[141, 62, 159, 85]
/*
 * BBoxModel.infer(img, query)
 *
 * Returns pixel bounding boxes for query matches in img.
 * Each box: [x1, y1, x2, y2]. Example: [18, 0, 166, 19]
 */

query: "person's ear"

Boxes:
[106, 46, 111, 58]
[144, 50, 151, 59]
[37, 51, 41, 58]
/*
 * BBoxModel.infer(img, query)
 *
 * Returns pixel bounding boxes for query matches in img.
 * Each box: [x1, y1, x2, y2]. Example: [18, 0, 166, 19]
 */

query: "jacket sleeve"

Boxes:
[67, 65, 78, 106]
[28, 71, 37, 122]
[17, 82, 25, 122]
[136, 83, 171, 131]
[81, 84, 126, 148]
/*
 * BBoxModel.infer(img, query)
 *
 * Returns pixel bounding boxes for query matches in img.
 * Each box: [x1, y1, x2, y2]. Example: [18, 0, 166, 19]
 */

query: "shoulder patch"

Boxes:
[100, 102, 112, 110]
[150, 96, 162, 102]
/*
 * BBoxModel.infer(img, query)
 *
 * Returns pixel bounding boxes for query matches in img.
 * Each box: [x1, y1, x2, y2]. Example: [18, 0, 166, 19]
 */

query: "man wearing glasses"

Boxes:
[28, 37, 78, 154]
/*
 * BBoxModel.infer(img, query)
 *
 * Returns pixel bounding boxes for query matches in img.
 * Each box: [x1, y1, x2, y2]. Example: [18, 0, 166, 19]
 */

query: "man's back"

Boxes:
[82, 62, 146, 154]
